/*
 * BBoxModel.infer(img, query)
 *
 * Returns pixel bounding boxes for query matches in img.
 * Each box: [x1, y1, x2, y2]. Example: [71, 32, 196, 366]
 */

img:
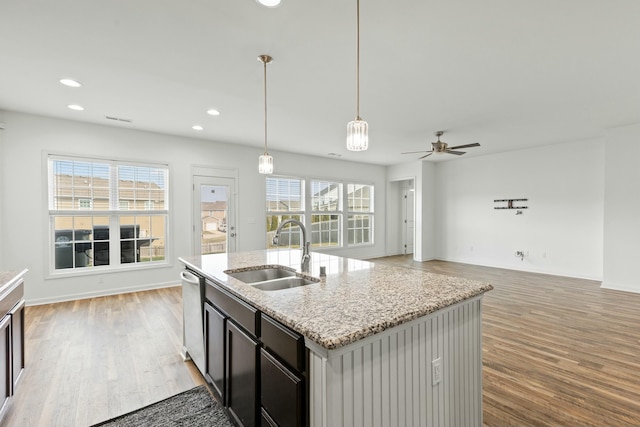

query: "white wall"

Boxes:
[0, 111, 386, 304]
[0, 111, 5, 270]
[435, 139, 604, 279]
[602, 123, 640, 292]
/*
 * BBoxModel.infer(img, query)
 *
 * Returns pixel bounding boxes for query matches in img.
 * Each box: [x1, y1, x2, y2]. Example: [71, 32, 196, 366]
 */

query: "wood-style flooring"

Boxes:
[374, 256, 640, 427]
[3, 258, 640, 426]
[1, 287, 203, 426]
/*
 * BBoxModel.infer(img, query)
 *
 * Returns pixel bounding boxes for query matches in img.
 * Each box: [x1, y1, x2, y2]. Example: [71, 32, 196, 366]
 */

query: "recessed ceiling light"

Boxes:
[207, 109, 221, 116]
[67, 104, 84, 111]
[60, 78, 82, 88]
[192, 125, 204, 131]
[256, 0, 281, 7]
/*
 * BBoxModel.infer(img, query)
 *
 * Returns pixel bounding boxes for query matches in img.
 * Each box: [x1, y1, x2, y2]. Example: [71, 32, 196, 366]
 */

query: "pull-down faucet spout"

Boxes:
[273, 218, 310, 272]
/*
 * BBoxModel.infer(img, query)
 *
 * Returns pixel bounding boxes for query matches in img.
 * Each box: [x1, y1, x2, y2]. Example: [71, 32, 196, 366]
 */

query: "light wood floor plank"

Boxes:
[4, 259, 640, 426]
[373, 256, 640, 427]
[1, 286, 202, 427]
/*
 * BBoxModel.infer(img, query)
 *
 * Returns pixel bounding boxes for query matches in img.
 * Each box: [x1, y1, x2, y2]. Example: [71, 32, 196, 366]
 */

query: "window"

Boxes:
[266, 176, 373, 249]
[310, 180, 341, 247]
[347, 184, 374, 245]
[48, 156, 169, 272]
[266, 177, 304, 249]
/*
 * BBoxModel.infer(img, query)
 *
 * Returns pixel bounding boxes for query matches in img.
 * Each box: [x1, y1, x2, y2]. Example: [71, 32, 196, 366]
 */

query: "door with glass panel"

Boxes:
[193, 176, 236, 255]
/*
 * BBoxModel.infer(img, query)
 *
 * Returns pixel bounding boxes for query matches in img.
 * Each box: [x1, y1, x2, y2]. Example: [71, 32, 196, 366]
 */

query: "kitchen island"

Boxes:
[180, 250, 493, 427]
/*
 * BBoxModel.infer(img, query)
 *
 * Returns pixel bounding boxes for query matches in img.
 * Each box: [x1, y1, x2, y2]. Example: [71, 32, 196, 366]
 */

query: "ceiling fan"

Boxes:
[402, 131, 481, 159]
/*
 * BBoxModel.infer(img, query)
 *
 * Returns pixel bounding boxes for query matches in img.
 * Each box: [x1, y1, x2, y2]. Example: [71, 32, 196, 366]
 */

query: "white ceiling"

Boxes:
[1, 0, 639, 165]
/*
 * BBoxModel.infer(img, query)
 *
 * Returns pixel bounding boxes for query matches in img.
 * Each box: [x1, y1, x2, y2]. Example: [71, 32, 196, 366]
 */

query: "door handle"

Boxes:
[230, 233, 236, 237]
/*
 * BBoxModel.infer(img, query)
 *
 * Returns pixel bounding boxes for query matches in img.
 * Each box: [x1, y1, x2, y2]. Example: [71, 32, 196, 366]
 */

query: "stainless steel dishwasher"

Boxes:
[180, 270, 205, 375]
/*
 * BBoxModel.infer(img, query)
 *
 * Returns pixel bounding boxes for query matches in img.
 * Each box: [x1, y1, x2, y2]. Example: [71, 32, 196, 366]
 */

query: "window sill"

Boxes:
[46, 260, 173, 280]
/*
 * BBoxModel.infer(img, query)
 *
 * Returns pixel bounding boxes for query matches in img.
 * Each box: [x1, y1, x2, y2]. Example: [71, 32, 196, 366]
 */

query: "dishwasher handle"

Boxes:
[181, 270, 201, 286]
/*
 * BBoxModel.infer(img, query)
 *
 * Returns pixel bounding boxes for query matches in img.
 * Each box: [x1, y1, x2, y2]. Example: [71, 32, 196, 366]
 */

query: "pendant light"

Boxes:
[258, 54, 274, 174]
[346, 0, 368, 151]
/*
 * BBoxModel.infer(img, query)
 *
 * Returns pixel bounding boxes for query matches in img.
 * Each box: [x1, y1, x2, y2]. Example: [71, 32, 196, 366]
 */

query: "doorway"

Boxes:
[193, 175, 236, 255]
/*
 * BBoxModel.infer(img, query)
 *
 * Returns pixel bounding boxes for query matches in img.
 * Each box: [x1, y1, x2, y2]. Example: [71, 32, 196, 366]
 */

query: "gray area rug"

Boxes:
[91, 385, 233, 427]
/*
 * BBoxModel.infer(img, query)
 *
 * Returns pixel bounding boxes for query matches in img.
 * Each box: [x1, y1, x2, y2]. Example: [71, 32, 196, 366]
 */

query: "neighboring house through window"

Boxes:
[48, 156, 169, 272]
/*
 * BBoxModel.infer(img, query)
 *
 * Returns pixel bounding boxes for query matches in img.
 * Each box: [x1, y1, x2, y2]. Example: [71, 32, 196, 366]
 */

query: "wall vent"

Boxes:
[105, 116, 133, 123]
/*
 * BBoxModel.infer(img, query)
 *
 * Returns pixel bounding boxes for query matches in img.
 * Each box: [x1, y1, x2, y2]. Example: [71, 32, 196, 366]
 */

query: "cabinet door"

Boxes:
[0, 315, 11, 415]
[9, 300, 25, 390]
[260, 348, 304, 427]
[204, 302, 226, 403]
[227, 320, 258, 427]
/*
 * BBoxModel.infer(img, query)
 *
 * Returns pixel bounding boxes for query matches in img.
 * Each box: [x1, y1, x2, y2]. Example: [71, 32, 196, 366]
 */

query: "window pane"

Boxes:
[266, 215, 303, 249]
[348, 214, 372, 245]
[118, 165, 167, 211]
[53, 216, 110, 269]
[311, 181, 340, 212]
[50, 159, 110, 211]
[119, 215, 166, 264]
[311, 214, 341, 247]
[266, 177, 303, 212]
[348, 184, 373, 212]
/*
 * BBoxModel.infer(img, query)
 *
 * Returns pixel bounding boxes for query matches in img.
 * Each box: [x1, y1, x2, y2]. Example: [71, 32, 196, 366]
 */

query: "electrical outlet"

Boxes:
[432, 358, 441, 386]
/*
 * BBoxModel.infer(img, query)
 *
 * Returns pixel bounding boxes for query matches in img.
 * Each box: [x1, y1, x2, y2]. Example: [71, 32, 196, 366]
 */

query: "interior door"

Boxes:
[193, 176, 236, 255]
[402, 188, 415, 255]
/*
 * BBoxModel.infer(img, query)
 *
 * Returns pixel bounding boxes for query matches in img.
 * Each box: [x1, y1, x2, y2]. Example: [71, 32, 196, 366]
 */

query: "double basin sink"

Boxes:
[225, 266, 319, 291]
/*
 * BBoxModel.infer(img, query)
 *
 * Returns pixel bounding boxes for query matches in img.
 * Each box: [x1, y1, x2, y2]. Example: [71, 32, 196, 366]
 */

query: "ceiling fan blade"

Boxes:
[448, 143, 480, 150]
[445, 150, 466, 155]
[401, 150, 429, 154]
[419, 152, 434, 159]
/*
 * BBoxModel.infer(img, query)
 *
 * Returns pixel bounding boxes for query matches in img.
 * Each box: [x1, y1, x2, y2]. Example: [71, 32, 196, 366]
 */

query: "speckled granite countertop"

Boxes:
[179, 250, 493, 351]
[0, 269, 28, 295]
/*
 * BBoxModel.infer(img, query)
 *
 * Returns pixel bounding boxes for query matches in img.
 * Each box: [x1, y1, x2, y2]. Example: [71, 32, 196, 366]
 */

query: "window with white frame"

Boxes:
[48, 156, 169, 271]
[347, 183, 374, 245]
[265, 176, 373, 249]
[266, 177, 304, 249]
[310, 180, 341, 247]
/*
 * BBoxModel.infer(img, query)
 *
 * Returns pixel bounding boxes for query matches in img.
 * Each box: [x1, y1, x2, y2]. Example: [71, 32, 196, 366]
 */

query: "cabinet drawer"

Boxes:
[261, 314, 304, 372]
[260, 348, 304, 427]
[260, 407, 278, 427]
[206, 280, 259, 336]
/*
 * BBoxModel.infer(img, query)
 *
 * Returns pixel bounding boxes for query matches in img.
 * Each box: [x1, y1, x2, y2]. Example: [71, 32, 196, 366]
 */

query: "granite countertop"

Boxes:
[179, 250, 493, 351]
[0, 270, 28, 294]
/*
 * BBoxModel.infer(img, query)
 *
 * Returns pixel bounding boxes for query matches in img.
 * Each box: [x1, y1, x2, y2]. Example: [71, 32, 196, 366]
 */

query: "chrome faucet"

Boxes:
[273, 218, 310, 272]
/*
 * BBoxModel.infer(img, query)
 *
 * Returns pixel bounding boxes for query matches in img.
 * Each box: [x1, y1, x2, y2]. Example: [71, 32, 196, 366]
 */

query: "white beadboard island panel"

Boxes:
[308, 296, 483, 427]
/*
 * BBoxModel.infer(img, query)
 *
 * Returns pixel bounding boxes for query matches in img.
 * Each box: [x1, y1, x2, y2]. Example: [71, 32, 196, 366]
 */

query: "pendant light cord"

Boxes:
[263, 59, 268, 154]
[356, 0, 361, 120]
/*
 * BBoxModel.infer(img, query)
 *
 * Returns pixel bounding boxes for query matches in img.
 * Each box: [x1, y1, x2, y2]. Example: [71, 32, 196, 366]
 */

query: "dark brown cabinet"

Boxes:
[194, 272, 307, 427]
[9, 300, 25, 390]
[0, 315, 10, 415]
[204, 302, 226, 403]
[227, 320, 259, 427]
[260, 349, 304, 427]
[0, 272, 25, 422]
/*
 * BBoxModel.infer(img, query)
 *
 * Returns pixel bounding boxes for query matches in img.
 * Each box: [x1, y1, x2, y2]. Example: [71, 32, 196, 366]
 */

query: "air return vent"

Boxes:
[105, 116, 132, 123]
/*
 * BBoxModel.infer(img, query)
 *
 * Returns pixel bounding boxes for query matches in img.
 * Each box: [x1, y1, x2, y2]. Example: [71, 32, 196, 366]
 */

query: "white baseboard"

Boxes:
[600, 281, 640, 294]
[26, 281, 180, 306]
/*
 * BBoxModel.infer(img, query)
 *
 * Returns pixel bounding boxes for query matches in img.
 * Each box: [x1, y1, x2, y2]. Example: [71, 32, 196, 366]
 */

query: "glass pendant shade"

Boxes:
[258, 153, 273, 174]
[346, 117, 369, 151]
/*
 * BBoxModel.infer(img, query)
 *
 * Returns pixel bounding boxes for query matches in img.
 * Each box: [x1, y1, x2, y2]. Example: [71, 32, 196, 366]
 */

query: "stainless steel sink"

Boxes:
[225, 266, 319, 291]
[252, 276, 317, 291]
[226, 267, 296, 284]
